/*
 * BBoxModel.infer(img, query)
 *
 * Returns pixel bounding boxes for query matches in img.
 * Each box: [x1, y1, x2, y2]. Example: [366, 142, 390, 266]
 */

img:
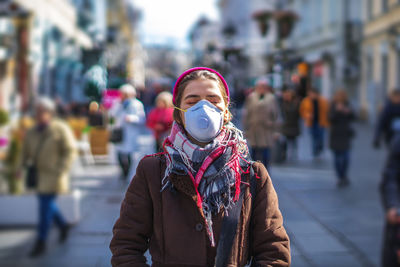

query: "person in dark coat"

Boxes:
[380, 121, 400, 267]
[280, 87, 301, 160]
[374, 89, 400, 148]
[110, 67, 290, 266]
[328, 90, 355, 187]
[88, 101, 105, 127]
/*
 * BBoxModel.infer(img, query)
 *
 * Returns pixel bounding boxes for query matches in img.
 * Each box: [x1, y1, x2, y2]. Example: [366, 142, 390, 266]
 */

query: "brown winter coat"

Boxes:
[243, 92, 280, 148]
[110, 155, 290, 267]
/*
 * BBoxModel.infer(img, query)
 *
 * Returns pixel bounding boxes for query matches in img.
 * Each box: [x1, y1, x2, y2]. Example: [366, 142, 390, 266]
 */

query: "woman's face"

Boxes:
[334, 92, 346, 103]
[282, 91, 293, 101]
[156, 99, 167, 109]
[179, 78, 226, 125]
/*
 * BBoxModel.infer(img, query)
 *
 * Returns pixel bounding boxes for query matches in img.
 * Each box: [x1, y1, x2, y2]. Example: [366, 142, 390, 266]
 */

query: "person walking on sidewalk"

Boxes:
[22, 97, 77, 257]
[300, 87, 329, 157]
[328, 90, 355, 187]
[110, 67, 290, 267]
[242, 78, 279, 168]
[146, 91, 174, 152]
[279, 86, 301, 161]
[380, 121, 400, 267]
[374, 89, 400, 149]
[110, 84, 145, 179]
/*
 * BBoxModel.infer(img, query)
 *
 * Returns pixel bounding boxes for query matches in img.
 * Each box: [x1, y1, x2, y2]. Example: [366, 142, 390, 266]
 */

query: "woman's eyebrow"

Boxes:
[207, 95, 221, 99]
[184, 94, 200, 100]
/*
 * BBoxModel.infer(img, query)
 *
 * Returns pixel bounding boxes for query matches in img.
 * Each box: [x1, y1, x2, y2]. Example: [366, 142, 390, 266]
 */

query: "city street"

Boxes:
[0, 123, 387, 267]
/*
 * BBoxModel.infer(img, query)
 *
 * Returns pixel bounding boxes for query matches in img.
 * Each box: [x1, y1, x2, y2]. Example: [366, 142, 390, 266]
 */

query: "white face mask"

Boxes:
[178, 99, 224, 143]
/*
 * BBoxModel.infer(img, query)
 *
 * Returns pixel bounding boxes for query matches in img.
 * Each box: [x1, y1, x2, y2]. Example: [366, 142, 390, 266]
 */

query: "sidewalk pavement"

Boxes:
[273, 122, 386, 267]
[0, 123, 388, 267]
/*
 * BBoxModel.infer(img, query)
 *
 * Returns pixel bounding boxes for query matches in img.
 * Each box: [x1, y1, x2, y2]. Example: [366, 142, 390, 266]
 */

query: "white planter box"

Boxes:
[0, 190, 82, 226]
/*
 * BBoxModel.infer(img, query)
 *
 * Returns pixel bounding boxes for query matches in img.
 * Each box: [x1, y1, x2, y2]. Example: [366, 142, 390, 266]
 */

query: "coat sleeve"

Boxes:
[146, 109, 156, 130]
[126, 101, 146, 125]
[242, 97, 251, 131]
[110, 159, 153, 267]
[380, 168, 400, 211]
[251, 163, 291, 266]
[20, 132, 30, 168]
[262, 96, 280, 130]
[299, 99, 308, 121]
[328, 105, 337, 123]
[374, 104, 390, 144]
[55, 123, 77, 176]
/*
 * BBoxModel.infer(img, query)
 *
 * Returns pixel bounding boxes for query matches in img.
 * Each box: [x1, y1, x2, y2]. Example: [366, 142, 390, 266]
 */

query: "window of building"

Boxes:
[328, 0, 338, 24]
[315, 0, 323, 30]
[366, 0, 373, 20]
[382, 0, 389, 13]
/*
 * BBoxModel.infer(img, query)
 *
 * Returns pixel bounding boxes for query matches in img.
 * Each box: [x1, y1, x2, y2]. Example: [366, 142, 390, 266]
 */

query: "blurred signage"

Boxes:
[313, 61, 324, 77]
[102, 89, 121, 110]
[297, 62, 308, 76]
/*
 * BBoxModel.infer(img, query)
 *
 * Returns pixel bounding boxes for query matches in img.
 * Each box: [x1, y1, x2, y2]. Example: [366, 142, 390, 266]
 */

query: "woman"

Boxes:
[110, 84, 145, 180]
[110, 67, 290, 266]
[146, 91, 174, 152]
[328, 90, 355, 187]
[280, 87, 301, 161]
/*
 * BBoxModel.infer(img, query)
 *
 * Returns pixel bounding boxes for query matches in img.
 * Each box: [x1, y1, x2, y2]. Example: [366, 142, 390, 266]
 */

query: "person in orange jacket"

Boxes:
[299, 88, 329, 157]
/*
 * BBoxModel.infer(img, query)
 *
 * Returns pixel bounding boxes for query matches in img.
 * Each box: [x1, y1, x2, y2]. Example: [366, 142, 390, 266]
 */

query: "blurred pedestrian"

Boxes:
[243, 78, 279, 167]
[22, 97, 77, 257]
[110, 84, 145, 180]
[88, 101, 105, 127]
[380, 120, 400, 267]
[328, 90, 355, 187]
[374, 89, 400, 148]
[279, 86, 301, 161]
[4, 116, 34, 194]
[299, 88, 329, 157]
[146, 91, 174, 152]
[110, 67, 290, 266]
[55, 96, 69, 119]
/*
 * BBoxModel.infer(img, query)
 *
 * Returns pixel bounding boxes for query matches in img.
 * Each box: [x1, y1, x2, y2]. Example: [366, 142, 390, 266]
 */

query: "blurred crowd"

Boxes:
[0, 76, 400, 264]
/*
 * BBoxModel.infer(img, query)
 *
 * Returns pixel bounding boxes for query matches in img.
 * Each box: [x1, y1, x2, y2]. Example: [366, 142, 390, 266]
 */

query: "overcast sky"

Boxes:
[133, 0, 219, 49]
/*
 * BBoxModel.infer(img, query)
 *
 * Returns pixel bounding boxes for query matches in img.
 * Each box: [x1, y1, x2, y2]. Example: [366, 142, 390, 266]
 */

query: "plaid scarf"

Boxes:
[162, 122, 252, 246]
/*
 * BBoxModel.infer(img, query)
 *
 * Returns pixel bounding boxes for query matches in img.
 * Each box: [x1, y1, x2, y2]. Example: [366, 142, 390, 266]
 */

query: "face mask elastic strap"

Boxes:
[174, 106, 187, 112]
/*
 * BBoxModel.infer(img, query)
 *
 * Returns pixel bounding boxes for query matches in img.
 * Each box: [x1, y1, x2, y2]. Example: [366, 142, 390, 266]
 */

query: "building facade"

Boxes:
[189, 16, 222, 68]
[361, 0, 400, 122]
[0, 0, 105, 116]
[105, 0, 144, 88]
[286, 0, 363, 101]
[218, 0, 278, 81]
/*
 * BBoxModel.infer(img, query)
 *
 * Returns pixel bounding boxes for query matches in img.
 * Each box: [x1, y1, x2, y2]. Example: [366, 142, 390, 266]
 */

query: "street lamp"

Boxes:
[275, 10, 298, 42]
[252, 9, 298, 45]
[251, 8, 299, 88]
[252, 10, 274, 37]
